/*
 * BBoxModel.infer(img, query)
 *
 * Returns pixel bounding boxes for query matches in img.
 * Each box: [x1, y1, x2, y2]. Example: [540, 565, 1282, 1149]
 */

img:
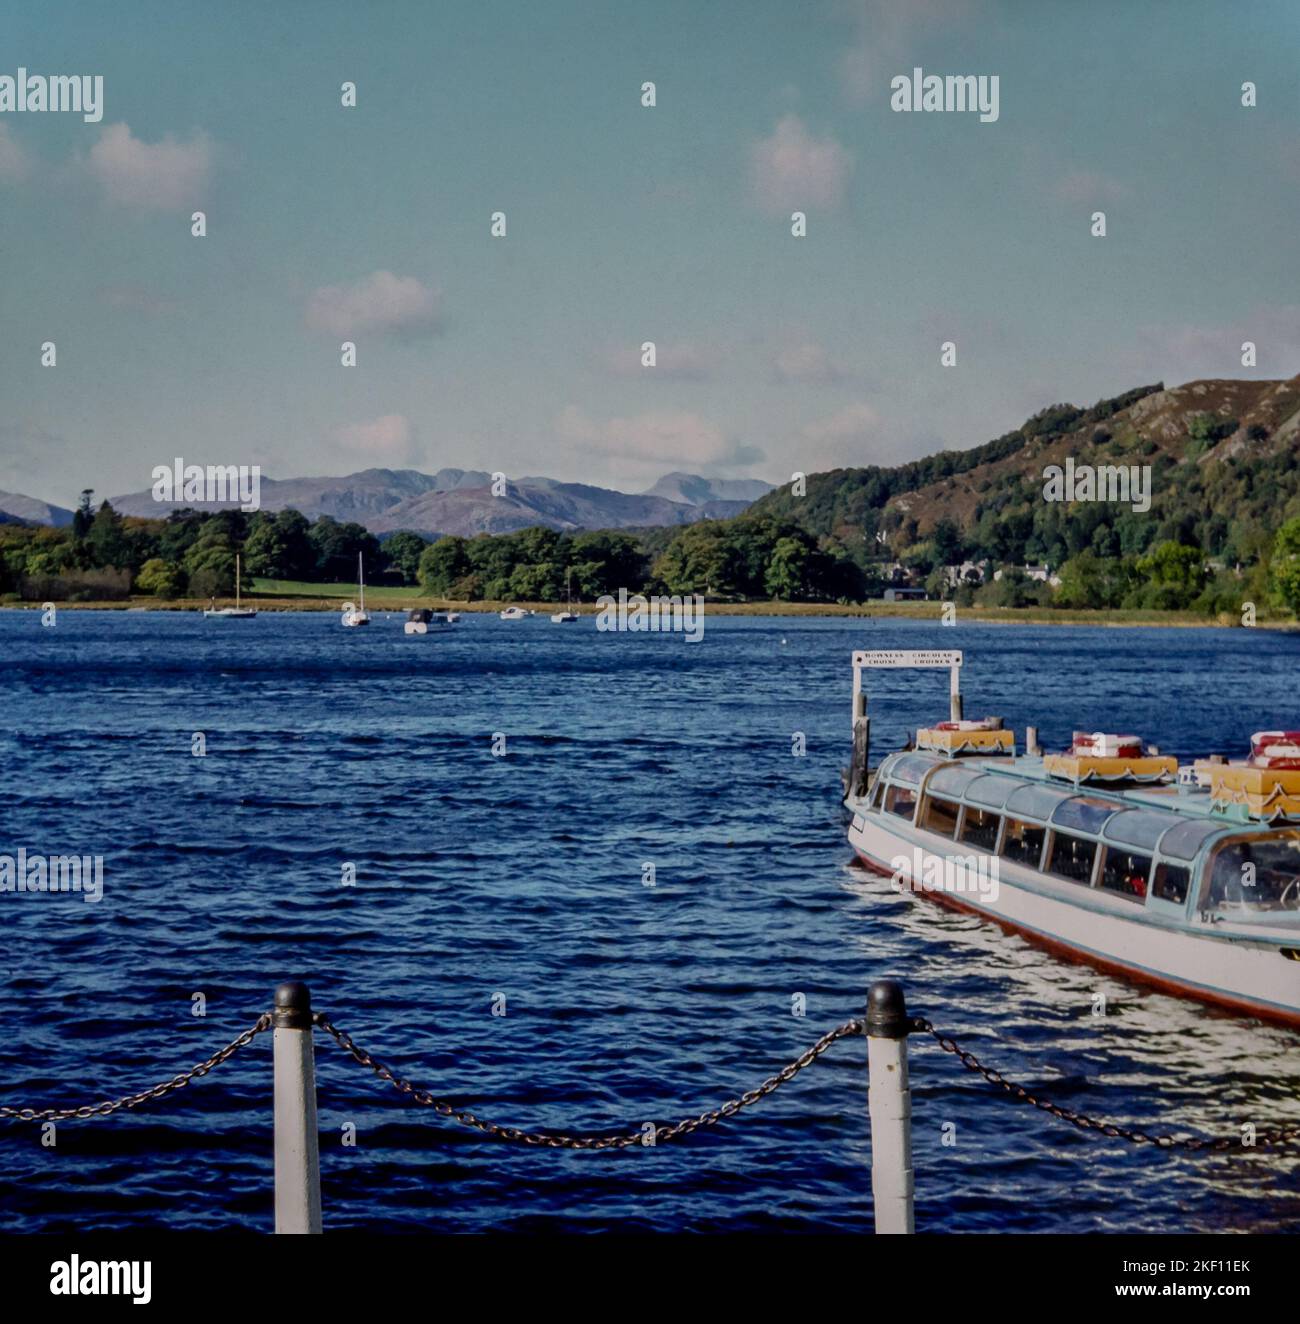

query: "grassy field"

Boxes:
[1, 578, 1290, 628]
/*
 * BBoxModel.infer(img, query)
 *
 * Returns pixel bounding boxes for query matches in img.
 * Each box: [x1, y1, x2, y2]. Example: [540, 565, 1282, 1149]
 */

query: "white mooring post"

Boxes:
[865, 979, 915, 1234]
[273, 980, 323, 1234]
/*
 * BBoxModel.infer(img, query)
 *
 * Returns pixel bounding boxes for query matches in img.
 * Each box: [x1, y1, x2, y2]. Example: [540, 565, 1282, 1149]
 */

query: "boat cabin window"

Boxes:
[959, 806, 1001, 852]
[1201, 834, 1300, 914]
[868, 777, 885, 811]
[1098, 847, 1151, 903]
[1046, 832, 1096, 884]
[927, 764, 985, 798]
[1151, 861, 1191, 905]
[1103, 810, 1177, 854]
[1001, 819, 1046, 870]
[890, 754, 943, 785]
[884, 784, 917, 822]
[919, 795, 960, 838]
[964, 775, 1019, 810]
[1006, 784, 1074, 822]
[1051, 796, 1118, 836]
[1157, 818, 1225, 863]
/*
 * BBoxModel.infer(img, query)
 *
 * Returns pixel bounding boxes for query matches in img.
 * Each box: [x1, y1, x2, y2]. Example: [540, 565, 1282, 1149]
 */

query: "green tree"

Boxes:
[1131, 540, 1205, 610]
[418, 536, 469, 595]
[86, 501, 131, 569]
[183, 524, 237, 597]
[1270, 517, 1300, 616]
[135, 558, 183, 597]
[764, 537, 809, 599]
[72, 490, 94, 540]
[931, 518, 963, 565]
[244, 510, 316, 580]
[382, 531, 429, 585]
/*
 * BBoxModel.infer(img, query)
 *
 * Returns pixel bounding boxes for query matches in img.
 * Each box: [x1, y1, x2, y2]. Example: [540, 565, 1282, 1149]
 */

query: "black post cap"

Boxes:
[273, 980, 313, 1029]
[865, 979, 909, 1039]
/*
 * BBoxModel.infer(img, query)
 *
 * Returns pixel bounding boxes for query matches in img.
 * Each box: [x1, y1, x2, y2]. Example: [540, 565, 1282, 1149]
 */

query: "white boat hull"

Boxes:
[848, 810, 1300, 1027]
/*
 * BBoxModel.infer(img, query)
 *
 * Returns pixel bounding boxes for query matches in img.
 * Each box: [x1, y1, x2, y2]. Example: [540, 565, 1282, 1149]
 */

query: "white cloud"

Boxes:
[558, 405, 739, 468]
[0, 124, 30, 181]
[87, 123, 212, 210]
[795, 401, 888, 468]
[773, 338, 846, 384]
[331, 413, 415, 464]
[749, 115, 851, 215]
[305, 271, 441, 339]
[1136, 306, 1300, 384]
[837, 0, 977, 104]
[597, 341, 718, 380]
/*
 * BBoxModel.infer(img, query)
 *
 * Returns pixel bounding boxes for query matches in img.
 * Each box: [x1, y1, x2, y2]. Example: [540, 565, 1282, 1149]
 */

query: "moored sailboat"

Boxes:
[203, 554, 257, 618]
[341, 552, 370, 627]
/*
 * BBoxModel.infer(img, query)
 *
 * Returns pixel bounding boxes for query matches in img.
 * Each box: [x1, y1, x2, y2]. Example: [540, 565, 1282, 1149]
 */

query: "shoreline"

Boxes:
[1, 594, 1292, 629]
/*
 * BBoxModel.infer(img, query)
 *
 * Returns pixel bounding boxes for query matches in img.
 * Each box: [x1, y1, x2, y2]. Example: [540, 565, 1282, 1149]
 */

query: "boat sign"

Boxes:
[853, 650, 962, 668]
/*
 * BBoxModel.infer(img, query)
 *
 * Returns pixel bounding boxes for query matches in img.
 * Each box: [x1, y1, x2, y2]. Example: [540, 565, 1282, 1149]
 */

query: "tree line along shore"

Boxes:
[6, 375, 1300, 624]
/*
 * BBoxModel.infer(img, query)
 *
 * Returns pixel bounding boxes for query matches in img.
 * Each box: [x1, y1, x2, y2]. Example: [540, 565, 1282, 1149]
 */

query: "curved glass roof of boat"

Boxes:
[873, 749, 1256, 864]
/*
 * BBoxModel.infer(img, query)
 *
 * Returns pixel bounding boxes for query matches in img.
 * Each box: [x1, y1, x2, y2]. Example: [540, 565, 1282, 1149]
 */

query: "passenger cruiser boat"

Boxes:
[843, 650, 1300, 1027]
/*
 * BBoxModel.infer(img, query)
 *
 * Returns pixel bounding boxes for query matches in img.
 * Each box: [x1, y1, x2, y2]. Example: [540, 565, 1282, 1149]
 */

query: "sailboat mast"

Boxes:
[358, 551, 365, 614]
[235, 553, 240, 609]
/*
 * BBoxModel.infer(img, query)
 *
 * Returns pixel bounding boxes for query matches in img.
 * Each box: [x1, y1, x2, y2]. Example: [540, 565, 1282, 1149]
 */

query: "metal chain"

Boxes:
[6, 1004, 1295, 1154]
[0, 1014, 273, 1123]
[910, 1017, 1300, 1152]
[312, 1012, 865, 1149]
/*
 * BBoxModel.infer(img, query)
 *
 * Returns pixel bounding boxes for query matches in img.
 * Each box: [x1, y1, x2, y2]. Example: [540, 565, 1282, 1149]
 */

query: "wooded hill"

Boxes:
[752, 374, 1300, 575]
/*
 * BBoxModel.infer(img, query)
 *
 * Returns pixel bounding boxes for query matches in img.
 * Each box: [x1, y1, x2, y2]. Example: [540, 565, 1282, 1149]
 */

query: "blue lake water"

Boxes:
[0, 609, 1297, 1233]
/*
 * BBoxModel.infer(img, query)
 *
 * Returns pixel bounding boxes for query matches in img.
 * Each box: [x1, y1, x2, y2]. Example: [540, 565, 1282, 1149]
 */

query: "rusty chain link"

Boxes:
[910, 1017, 1300, 1152]
[312, 1012, 865, 1149]
[0, 1014, 272, 1123]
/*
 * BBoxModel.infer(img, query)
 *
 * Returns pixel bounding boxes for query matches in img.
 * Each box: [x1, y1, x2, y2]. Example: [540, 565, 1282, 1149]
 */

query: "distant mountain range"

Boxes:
[0, 491, 74, 526]
[0, 469, 772, 538]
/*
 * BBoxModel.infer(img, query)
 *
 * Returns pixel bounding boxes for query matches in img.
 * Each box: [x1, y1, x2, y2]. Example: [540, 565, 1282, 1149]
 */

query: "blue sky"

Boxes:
[1, 0, 1297, 507]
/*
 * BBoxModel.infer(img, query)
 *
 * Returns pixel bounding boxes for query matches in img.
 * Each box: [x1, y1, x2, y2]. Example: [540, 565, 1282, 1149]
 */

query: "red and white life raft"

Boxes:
[1069, 731, 1143, 759]
[1249, 731, 1300, 771]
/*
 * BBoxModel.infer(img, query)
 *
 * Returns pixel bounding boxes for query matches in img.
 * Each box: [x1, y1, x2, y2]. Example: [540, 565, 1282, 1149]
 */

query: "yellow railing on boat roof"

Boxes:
[1043, 753, 1178, 785]
[1195, 761, 1300, 822]
[916, 727, 1015, 757]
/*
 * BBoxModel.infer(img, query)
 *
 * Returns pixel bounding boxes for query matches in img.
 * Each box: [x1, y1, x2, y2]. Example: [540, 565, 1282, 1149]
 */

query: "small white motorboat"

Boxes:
[499, 606, 533, 620]
[405, 608, 456, 635]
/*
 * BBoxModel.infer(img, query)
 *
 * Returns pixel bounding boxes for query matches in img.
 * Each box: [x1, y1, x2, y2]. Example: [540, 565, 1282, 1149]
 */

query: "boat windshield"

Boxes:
[1201, 833, 1300, 915]
[887, 753, 943, 786]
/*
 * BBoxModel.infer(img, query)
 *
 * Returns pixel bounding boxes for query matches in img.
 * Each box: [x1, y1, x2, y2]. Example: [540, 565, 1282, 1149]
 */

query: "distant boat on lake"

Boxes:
[550, 570, 579, 623]
[203, 554, 257, 618]
[404, 608, 456, 635]
[500, 606, 533, 620]
[341, 553, 370, 627]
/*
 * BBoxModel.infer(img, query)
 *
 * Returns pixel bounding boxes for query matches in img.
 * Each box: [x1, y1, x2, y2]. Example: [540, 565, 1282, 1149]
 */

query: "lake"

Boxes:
[0, 609, 1297, 1232]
